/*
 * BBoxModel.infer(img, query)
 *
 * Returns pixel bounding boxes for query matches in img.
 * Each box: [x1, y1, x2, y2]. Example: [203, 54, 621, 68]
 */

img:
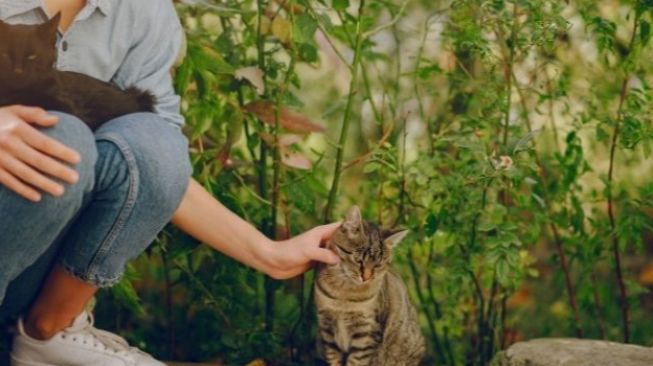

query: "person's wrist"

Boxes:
[255, 237, 281, 278]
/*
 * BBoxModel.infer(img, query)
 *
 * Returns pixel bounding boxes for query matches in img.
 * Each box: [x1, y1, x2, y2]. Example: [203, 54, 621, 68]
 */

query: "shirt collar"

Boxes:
[0, 0, 112, 20]
[88, 0, 113, 16]
[0, 0, 42, 19]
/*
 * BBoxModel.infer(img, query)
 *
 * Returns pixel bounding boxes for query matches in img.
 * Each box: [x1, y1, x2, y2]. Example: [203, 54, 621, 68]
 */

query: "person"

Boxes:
[0, 1, 340, 365]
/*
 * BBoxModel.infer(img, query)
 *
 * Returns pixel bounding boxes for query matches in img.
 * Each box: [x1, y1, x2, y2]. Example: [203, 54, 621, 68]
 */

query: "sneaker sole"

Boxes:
[10, 355, 57, 366]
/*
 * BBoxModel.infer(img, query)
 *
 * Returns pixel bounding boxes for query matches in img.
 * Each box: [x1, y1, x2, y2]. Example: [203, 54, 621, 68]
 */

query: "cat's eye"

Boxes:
[335, 245, 352, 255]
[27, 54, 37, 61]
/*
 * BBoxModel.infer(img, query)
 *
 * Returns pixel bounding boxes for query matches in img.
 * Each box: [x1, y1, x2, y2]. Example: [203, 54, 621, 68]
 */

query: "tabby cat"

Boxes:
[315, 206, 426, 366]
[0, 13, 154, 131]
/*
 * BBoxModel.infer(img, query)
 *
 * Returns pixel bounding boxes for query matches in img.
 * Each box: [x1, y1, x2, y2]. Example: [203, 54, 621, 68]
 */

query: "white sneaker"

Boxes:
[10, 311, 165, 366]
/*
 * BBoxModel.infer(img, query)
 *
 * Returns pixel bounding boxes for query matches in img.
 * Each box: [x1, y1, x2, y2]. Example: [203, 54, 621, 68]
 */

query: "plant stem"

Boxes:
[512, 69, 584, 338]
[590, 271, 607, 339]
[256, 0, 276, 334]
[408, 249, 445, 364]
[413, 14, 436, 155]
[609, 77, 631, 343]
[160, 244, 175, 360]
[323, 0, 367, 222]
[607, 15, 639, 343]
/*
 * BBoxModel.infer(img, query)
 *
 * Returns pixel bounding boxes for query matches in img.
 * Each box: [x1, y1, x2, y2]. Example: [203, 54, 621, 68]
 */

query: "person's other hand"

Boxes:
[264, 222, 341, 279]
[0, 105, 81, 202]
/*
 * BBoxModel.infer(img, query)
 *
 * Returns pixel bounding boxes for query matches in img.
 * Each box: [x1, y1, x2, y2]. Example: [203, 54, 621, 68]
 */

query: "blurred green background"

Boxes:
[91, 0, 653, 365]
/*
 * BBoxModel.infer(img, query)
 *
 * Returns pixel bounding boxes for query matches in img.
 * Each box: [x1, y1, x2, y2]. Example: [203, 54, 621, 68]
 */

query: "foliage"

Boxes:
[96, 0, 653, 365]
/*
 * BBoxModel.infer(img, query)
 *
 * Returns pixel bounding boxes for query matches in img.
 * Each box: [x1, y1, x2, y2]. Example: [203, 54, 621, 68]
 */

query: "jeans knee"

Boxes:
[96, 113, 191, 215]
[133, 137, 191, 215]
[44, 112, 97, 191]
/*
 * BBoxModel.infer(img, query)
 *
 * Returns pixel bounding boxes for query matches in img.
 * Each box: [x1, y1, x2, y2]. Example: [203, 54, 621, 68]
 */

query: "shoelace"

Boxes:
[61, 313, 149, 361]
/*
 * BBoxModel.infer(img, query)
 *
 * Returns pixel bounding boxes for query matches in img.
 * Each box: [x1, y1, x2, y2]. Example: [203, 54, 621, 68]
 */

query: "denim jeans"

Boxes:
[0, 112, 191, 318]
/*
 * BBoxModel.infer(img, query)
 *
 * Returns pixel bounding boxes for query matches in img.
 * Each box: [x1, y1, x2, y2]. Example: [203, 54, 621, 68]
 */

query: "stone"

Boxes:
[492, 338, 653, 366]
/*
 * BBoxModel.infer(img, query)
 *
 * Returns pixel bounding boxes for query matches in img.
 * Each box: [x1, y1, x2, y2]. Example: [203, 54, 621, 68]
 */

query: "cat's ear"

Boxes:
[384, 229, 409, 248]
[343, 205, 363, 231]
[40, 12, 61, 35]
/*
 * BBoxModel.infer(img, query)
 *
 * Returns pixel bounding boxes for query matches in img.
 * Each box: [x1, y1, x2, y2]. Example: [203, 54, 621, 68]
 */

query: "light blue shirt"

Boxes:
[0, 0, 185, 127]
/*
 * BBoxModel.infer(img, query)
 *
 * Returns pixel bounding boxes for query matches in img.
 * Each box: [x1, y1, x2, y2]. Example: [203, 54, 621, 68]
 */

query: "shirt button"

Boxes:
[62, 41, 69, 52]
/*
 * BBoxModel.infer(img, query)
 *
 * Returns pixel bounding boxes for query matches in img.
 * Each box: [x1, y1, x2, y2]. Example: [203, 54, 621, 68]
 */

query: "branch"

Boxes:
[606, 13, 639, 344]
[362, 0, 411, 39]
[323, 0, 367, 222]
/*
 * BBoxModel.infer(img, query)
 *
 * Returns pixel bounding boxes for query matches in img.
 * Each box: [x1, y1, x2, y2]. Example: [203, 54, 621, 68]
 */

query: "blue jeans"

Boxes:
[0, 112, 191, 318]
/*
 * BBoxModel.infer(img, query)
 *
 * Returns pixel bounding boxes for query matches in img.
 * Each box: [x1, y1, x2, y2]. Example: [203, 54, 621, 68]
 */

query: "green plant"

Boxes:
[96, 1, 653, 365]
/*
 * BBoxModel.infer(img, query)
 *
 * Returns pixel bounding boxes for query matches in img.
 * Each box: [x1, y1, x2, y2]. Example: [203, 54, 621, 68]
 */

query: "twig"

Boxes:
[511, 68, 584, 338]
[362, 0, 411, 38]
[304, 2, 353, 71]
[607, 14, 640, 344]
[324, 0, 367, 222]
[342, 125, 393, 170]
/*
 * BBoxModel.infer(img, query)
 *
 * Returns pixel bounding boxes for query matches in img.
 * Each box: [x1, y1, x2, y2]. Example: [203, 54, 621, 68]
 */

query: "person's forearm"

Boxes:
[171, 179, 274, 274]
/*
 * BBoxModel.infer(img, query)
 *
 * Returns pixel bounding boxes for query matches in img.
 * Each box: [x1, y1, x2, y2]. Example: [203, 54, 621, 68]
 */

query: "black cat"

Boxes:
[0, 13, 155, 131]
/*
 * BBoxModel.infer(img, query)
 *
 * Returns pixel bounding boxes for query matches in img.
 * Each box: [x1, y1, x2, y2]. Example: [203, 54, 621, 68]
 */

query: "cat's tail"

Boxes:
[125, 87, 157, 112]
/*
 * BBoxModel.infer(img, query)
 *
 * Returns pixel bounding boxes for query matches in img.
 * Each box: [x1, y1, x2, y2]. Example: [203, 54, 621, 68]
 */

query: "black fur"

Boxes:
[0, 13, 155, 131]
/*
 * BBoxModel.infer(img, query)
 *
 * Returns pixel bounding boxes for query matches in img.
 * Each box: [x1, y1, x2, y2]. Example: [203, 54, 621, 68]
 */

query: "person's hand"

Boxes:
[264, 222, 341, 279]
[0, 105, 81, 202]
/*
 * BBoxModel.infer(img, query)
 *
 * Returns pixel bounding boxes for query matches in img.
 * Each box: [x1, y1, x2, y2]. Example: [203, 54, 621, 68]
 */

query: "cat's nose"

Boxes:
[361, 267, 374, 282]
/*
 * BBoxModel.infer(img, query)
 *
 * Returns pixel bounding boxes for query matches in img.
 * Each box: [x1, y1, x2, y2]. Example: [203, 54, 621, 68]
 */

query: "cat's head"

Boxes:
[328, 206, 408, 284]
[0, 13, 60, 77]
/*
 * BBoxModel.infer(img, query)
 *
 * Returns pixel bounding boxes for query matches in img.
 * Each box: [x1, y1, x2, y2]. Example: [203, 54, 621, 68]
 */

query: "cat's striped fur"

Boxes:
[315, 206, 426, 366]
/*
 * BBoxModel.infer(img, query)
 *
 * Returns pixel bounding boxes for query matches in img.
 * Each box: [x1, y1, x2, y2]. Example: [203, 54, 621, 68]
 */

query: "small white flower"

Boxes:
[498, 155, 513, 170]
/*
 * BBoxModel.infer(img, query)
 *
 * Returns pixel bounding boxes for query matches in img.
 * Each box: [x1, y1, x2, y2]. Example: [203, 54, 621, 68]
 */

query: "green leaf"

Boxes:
[110, 277, 145, 316]
[363, 162, 380, 173]
[640, 20, 651, 45]
[496, 258, 510, 286]
[333, 0, 349, 11]
[299, 43, 319, 63]
[174, 58, 193, 96]
[425, 213, 439, 236]
[294, 14, 319, 44]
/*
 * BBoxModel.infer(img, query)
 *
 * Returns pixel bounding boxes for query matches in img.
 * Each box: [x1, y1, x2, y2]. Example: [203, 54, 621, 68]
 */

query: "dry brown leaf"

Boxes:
[259, 16, 272, 35]
[245, 359, 267, 366]
[259, 133, 304, 147]
[244, 101, 326, 134]
[282, 152, 313, 170]
[639, 263, 653, 286]
[280, 134, 303, 146]
[271, 16, 291, 44]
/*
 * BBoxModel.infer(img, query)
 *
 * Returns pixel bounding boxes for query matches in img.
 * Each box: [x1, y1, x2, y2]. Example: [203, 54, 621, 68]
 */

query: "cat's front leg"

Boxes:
[344, 345, 377, 366]
[322, 342, 344, 366]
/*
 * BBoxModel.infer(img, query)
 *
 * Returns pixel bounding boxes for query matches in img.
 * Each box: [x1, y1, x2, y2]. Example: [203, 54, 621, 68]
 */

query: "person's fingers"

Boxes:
[0, 167, 41, 202]
[8, 105, 59, 127]
[19, 123, 81, 165]
[312, 222, 342, 243]
[306, 246, 340, 265]
[6, 138, 79, 185]
[289, 264, 311, 278]
[0, 151, 65, 197]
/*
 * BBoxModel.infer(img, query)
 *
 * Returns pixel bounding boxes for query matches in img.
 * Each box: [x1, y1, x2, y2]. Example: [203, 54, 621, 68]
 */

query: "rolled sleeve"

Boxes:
[112, 1, 185, 127]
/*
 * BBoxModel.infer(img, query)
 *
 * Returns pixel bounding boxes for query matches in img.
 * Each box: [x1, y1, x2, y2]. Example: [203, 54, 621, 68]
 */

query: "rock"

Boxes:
[492, 338, 653, 366]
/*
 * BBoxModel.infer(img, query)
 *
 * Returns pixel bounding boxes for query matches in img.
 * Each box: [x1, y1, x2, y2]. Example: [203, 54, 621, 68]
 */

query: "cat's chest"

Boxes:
[315, 271, 382, 308]
[319, 309, 384, 353]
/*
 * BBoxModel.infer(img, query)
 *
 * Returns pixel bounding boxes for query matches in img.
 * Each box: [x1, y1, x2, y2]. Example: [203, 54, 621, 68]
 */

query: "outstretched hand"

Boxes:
[264, 222, 341, 280]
